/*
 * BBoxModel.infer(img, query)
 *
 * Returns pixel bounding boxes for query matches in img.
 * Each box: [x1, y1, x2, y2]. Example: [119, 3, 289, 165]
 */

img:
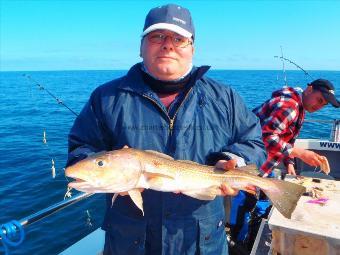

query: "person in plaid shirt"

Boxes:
[253, 79, 340, 176]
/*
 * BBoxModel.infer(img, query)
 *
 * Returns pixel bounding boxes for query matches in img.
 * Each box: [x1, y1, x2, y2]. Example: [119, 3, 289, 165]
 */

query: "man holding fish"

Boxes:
[66, 4, 268, 255]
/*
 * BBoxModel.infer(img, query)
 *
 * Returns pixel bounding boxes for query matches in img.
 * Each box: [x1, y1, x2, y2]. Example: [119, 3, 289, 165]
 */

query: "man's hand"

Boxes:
[287, 163, 296, 175]
[300, 150, 323, 167]
[291, 148, 323, 167]
[215, 159, 239, 196]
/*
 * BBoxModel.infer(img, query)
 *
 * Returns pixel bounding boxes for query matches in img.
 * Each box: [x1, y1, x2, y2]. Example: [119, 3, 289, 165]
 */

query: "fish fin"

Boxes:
[177, 160, 200, 165]
[182, 187, 219, 200]
[145, 175, 178, 191]
[144, 172, 175, 180]
[111, 193, 119, 207]
[128, 189, 144, 216]
[263, 179, 306, 219]
[146, 176, 165, 190]
[145, 150, 174, 160]
[237, 164, 260, 176]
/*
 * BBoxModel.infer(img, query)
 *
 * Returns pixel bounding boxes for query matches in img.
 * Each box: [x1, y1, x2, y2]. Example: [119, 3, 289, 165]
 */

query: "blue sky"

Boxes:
[1, 0, 339, 71]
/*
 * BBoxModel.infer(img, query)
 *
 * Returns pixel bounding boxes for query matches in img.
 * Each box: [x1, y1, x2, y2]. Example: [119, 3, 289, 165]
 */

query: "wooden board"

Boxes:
[268, 176, 340, 255]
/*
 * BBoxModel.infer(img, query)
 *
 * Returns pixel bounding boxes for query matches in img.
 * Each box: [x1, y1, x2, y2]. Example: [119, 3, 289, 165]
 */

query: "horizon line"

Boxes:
[1, 68, 339, 72]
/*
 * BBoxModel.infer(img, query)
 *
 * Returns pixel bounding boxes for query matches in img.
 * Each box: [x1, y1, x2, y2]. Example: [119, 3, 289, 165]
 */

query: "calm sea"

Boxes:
[0, 69, 339, 254]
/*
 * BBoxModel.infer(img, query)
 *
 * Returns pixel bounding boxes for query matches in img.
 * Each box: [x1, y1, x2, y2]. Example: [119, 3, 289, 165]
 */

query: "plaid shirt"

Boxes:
[253, 87, 305, 174]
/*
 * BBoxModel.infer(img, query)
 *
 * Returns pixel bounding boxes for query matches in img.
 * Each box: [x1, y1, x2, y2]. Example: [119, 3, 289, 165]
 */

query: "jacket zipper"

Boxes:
[142, 94, 172, 128]
[143, 87, 193, 136]
[169, 118, 174, 133]
[168, 87, 193, 135]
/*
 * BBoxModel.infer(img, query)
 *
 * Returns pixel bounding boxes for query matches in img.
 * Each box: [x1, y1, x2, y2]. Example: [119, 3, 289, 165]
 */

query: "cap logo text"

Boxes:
[173, 17, 186, 25]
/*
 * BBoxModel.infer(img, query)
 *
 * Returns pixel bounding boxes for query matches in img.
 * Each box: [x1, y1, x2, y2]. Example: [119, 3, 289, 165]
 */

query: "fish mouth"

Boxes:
[67, 178, 121, 194]
[65, 166, 88, 182]
[67, 178, 94, 192]
[67, 177, 89, 187]
[69, 178, 86, 184]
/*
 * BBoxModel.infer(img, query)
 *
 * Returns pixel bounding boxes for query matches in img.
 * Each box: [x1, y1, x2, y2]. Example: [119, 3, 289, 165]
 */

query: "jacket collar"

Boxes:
[117, 62, 210, 96]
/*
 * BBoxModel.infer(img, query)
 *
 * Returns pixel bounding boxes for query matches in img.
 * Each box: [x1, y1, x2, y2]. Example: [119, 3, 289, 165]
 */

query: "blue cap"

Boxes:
[142, 4, 195, 39]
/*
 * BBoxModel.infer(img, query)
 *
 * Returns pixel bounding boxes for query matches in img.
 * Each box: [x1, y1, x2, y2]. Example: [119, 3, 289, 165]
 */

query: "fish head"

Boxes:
[65, 148, 142, 193]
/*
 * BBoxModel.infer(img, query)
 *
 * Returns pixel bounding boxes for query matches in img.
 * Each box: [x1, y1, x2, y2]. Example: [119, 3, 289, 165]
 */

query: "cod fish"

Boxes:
[65, 147, 306, 219]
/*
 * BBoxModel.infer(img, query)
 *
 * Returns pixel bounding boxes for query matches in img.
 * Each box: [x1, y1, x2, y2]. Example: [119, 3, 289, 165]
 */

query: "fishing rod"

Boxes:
[273, 55, 339, 135]
[280, 46, 288, 86]
[273, 56, 314, 80]
[304, 119, 335, 123]
[0, 193, 93, 253]
[23, 74, 79, 117]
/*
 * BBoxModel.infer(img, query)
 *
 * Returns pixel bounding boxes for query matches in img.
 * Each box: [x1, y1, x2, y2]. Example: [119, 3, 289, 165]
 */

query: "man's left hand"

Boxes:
[215, 159, 239, 196]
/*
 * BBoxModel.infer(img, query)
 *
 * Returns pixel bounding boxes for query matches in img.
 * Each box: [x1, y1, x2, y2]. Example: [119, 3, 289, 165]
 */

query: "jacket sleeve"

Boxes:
[67, 90, 112, 167]
[221, 89, 266, 168]
[259, 99, 299, 173]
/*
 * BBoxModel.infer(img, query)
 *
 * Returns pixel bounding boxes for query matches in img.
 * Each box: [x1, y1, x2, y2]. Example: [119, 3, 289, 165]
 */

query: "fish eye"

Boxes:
[97, 160, 104, 167]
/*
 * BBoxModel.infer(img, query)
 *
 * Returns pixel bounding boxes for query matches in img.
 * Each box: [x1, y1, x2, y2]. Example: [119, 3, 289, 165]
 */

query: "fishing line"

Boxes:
[23, 74, 79, 117]
[23, 74, 79, 179]
[42, 129, 54, 178]
[274, 56, 314, 80]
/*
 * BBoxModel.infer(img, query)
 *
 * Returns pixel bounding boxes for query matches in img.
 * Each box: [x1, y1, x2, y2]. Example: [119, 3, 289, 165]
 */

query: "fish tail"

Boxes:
[262, 179, 306, 219]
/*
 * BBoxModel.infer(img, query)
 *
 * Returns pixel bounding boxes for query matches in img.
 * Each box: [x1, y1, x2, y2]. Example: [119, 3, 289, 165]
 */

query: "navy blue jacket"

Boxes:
[67, 63, 266, 255]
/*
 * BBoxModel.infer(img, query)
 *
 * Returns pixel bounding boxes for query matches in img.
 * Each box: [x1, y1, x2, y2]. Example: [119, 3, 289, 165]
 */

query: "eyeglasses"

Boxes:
[146, 32, 193, 48]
